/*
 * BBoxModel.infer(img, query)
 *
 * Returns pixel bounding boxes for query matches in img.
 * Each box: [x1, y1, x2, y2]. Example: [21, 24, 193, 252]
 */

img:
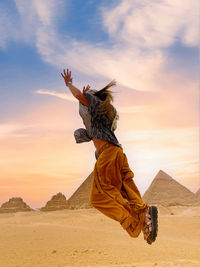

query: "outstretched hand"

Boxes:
[82, 85, 90, 94]
[61, 68, 73, 86]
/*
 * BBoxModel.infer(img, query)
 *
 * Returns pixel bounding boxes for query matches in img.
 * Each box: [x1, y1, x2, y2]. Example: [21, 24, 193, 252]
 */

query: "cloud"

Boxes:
[0, 0, 198, 91]
[36, 30, 165, 91]
[102, 0, 199, 48]
[0, 0, 63, 48]
[14, 0, 60, 29]
[33, 0, 199, 92]
[0, 124, 28, 138]
[1, 0, 198, 132]
[35, 89, 76, 102]
[32, 0, 57, 26]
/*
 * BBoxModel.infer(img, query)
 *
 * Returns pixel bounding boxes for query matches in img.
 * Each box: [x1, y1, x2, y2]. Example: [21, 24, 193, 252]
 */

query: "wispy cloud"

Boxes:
[0, 124, 28, 138]
[35, 89, 76, 102]
[1, 0, 198, 91]
[102, 0, 199, 47]
[0, 0, 63, 48]
[33, 0, 199, 93]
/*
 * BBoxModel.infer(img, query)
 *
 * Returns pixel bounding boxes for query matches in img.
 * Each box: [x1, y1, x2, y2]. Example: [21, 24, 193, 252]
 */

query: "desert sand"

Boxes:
[0, 206, 199, 267]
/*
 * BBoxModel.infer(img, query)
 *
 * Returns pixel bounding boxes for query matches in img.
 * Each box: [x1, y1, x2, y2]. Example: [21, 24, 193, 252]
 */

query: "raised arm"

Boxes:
[61, 68, 89, 107]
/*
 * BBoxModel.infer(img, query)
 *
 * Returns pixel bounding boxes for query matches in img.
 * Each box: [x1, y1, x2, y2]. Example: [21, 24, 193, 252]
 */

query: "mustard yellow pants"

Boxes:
[90, 145, 148, 238]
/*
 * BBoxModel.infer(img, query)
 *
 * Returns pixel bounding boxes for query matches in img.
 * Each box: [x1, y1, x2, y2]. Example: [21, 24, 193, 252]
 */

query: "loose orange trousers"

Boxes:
[90, 145, 148, 238]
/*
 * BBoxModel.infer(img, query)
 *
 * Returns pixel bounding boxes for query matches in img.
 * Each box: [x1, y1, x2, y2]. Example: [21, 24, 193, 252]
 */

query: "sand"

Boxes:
[0, 206, 199, 267]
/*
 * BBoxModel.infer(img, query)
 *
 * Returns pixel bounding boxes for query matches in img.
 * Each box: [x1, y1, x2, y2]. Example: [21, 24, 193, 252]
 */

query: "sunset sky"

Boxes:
[0, 0, 199, 208]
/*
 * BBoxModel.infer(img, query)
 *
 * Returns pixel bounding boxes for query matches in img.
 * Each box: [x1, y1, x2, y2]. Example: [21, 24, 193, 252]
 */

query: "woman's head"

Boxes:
[93, 80, 117, 122]
[86, 80, 116, 100]
[94, 80, 116, 102]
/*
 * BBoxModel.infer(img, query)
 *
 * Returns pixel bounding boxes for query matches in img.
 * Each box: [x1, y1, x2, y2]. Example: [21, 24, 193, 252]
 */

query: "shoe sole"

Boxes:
[147, 206, 158, 245]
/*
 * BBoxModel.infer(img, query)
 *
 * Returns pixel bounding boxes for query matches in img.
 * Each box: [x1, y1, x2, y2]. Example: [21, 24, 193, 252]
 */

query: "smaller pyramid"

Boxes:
[0, 197, 33, 213]
[196, 188, 200, 199]
[68, 172, 93, 209]
[143, 170, 200, 206]
[41, 192, 70, 211]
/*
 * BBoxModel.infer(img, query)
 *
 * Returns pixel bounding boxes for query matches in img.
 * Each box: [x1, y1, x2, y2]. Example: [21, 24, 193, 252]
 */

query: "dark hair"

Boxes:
[94, 80, 116, 121]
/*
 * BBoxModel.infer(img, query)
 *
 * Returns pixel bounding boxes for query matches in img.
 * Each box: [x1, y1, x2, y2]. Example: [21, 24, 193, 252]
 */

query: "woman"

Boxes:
[61, 69, 158, 244]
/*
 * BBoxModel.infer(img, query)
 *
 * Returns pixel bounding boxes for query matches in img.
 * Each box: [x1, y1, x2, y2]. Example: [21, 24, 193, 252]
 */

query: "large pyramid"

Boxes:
[68, 172, 93, 209]
[142, 170, 200, 206]
[196, 188, 200, 199]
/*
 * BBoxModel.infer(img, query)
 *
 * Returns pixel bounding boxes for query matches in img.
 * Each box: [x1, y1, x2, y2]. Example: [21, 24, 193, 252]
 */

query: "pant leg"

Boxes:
[90, 146, 147, 238]
[120, 153, 148, 237]
[121, 153, 148, 212]
[90, 172, 133, 225]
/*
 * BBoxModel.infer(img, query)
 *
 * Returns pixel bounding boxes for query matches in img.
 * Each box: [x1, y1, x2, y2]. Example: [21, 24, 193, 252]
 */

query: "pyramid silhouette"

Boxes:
[142, 170, 200, 206]
[196, 188, 200, 199]
[0, 197, 34, 213]
[68, 172, 93, 209]
[41, 192, 70, 211]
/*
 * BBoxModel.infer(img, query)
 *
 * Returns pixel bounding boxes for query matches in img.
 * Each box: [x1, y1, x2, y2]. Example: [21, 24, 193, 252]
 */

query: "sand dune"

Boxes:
[0, 206, 199, 267]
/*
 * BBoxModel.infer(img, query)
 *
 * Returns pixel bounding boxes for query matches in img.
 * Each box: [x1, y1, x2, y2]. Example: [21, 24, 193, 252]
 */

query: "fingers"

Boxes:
[85, 85, 90, 92]
[62, 68, 73, 85]
[66, 69, 71, 77]
[82, 84, 90, 93]
[63, 69, 72, 77]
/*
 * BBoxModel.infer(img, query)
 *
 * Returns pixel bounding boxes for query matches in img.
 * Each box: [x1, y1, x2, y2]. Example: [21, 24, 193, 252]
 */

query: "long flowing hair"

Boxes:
[94, 80, 116, 121]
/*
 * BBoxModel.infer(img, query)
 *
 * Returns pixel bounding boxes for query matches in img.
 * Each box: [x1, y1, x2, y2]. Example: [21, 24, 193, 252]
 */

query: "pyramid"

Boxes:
[196, 188, 200, 199]
[142, 170, 200, 206]
[41, 192, 70, 211]
[67, 172, 93, 209]
[0, 197, 33, 213]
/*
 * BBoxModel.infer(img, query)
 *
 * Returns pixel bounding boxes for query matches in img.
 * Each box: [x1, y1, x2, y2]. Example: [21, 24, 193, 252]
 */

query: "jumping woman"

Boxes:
[61, 69, 158, 244]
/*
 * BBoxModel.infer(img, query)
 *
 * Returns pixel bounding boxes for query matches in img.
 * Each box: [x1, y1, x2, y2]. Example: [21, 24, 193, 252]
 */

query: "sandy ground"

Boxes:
[0, 206, 200, 267]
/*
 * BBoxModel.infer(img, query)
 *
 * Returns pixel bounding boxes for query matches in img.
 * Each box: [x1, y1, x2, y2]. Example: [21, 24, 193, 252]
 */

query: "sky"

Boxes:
[0, 0, 199, 208]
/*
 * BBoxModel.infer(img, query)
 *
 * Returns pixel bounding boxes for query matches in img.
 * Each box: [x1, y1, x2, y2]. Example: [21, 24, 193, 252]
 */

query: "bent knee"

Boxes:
[126, 224, 141, 238]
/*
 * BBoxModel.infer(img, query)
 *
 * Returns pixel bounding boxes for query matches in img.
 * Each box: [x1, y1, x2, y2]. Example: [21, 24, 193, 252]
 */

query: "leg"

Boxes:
[121, 153, 148, 212]
[90, 146, 147, 238]
[90, 167, 135, 229]
[120, 153, 158, 243]
[119, 153, 148, 237]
